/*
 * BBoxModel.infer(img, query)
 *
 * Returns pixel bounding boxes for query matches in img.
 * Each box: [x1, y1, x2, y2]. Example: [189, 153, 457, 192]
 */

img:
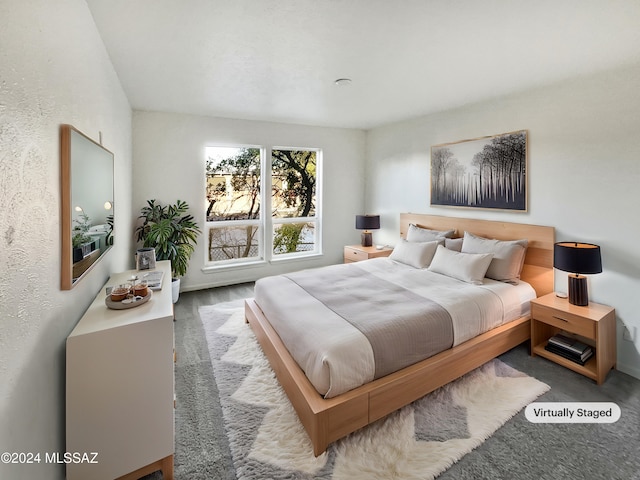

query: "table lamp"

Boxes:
[553, 242, 602, 306]
[355, 215, 380, 247]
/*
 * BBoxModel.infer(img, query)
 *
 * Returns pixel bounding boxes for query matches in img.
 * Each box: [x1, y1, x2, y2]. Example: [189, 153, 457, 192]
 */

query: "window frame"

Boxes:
[203, 144, 322, 270]
[270, 146, 322, 261]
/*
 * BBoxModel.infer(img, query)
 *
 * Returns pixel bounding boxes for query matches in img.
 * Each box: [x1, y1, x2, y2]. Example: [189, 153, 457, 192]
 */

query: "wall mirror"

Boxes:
[60, 124, 114, 289]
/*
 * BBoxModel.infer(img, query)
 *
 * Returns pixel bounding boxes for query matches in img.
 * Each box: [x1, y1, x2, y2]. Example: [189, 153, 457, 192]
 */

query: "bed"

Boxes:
[245, 213, 555, 455]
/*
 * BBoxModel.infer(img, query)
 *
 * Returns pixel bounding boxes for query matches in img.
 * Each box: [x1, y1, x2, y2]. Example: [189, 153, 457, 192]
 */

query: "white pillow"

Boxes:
[406, 223, 455, 243]
[461, 232, 528, 282]
[389, 239, 440, 268]
[427, 245, 493, 284]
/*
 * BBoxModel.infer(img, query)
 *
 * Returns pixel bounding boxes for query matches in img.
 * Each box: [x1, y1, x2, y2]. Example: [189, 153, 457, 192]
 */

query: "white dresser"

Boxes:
[66, 260, 174, 480]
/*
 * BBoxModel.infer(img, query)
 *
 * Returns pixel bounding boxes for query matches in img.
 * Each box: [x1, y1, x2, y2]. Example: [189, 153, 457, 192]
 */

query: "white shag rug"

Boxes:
[200, 301, 550, 480]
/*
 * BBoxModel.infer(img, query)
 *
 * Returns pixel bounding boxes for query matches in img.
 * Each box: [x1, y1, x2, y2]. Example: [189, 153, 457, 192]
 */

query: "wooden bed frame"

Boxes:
[245, 214, 555, 456]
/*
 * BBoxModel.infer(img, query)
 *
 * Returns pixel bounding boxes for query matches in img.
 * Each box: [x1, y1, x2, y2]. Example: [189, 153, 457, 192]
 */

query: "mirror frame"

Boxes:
[60, 124, 114, 289]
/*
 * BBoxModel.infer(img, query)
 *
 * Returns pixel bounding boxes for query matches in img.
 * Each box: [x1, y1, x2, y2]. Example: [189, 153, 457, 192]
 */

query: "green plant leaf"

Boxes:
[135, 199, 201, 278]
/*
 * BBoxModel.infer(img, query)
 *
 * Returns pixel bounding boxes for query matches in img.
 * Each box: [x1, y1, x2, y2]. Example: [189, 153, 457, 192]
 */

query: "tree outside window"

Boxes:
[271, 149, 317, 255]
[205, 146, 320, 264]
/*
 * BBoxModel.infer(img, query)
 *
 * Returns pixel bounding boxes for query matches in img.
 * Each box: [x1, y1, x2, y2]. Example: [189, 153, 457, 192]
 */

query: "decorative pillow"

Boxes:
[461, 232, 528, 282]
[389, 239, 440, 268]
[406, 223, 455, 242]
[427, 245, 493, 284]
[445, 237, 463, 252]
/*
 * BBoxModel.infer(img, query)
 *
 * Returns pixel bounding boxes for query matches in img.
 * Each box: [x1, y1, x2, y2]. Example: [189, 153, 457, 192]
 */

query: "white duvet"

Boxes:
[254, 257, 535, 398]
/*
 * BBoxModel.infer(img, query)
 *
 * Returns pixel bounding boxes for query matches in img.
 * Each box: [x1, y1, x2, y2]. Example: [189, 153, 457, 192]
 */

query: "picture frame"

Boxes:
[135, 247, 156, 271]
[430, 130, 527, 211]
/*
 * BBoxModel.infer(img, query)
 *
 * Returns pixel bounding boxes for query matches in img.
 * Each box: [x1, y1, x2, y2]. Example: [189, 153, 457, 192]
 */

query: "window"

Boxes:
[271, 148, 319, 257]
[205, 146, 262, 265]
[205, 145, 321, 267]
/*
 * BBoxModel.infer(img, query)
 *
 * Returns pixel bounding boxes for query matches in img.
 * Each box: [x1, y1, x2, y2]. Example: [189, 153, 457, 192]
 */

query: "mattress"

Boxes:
[254, 257, 536, 398]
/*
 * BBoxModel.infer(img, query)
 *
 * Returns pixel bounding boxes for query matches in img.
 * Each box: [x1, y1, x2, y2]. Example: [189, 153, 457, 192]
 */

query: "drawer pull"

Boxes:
[552, 315, 569, 322]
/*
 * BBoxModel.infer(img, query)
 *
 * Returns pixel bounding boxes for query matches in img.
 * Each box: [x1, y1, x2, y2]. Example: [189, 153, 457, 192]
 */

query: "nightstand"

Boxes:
[344, 245, 393, 263]
[530, 292, 616, 385]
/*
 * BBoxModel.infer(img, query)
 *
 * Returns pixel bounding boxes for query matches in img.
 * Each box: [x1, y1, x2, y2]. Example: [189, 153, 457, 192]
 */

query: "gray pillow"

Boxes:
[445, 237, 463, 252]
[406, 223, 455, 242]
[461, 232, 528, 282]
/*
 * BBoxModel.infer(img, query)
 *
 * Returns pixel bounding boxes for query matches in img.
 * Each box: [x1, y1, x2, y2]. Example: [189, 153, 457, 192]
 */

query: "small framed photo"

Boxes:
[136, 248, 156, 271]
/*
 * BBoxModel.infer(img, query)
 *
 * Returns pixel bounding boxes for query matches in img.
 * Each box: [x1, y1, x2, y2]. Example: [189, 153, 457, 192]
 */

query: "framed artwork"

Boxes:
[430, 130, 527, 211]
[135, 247, 156, 271]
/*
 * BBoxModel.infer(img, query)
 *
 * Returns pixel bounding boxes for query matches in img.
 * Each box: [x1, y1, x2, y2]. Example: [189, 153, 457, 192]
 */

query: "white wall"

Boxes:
[366, 63, 640, 379]
[0, 1, 132, 479]
[132, 111, 366, 289]
[2, 7, 637, 479]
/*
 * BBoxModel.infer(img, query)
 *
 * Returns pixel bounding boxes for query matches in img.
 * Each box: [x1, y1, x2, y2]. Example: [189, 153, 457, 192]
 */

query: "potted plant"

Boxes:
[135, 199, 201, 303]
[72, 212, 97, 262]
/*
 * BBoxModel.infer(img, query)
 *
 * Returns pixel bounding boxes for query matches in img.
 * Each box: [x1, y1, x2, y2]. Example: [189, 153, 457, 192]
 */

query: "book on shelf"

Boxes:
[545, 340, 594, 366]
[547, 333, 591, 356]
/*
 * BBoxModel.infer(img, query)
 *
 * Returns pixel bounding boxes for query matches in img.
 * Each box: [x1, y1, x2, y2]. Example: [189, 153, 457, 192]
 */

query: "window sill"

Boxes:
[201, 252, 323, 274]
[270, 252, 323, 264]
[201, 259, 267, 274]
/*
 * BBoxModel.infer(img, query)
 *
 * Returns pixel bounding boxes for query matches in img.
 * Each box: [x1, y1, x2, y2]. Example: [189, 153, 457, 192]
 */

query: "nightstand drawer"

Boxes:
[344, 247, 366, 262]
[344, 245, 393, 263]
[532, 304, 595, 338]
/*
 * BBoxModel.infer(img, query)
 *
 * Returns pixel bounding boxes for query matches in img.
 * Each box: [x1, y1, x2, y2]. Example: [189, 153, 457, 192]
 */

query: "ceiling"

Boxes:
[86, 0, 640, 130]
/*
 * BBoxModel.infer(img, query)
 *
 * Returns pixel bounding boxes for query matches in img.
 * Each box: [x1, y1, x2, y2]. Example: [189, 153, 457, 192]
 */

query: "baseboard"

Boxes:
[616, 361, 640, 381]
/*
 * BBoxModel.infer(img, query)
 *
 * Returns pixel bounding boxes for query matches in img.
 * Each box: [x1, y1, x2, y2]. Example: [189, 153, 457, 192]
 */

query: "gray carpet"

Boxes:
[145, 285, 640, 480]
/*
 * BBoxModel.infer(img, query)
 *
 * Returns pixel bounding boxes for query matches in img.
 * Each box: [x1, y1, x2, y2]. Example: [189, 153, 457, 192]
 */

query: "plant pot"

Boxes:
[72, 240, 97, 263]
[171, 277, 180, 304]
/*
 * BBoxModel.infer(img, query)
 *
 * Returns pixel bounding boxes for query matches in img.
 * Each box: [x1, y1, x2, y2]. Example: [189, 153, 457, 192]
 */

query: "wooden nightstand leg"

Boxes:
[115, 455, 174, 480]
[162, 455, 174, 480]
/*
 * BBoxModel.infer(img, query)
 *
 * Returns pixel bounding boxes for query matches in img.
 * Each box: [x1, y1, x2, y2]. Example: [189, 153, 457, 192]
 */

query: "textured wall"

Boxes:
[0, 1, 132, 479]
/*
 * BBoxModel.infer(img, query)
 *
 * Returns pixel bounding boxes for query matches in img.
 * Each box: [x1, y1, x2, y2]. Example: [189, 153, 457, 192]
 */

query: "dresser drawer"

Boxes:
[532, 304, 595, 338]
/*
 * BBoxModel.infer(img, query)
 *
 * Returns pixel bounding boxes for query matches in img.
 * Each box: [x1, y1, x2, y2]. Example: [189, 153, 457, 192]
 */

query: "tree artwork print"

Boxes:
[430, 130, 527, 211]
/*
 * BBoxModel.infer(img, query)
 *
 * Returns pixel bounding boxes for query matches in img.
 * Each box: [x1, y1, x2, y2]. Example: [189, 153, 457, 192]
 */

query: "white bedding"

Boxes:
[254, 257, 536, 398]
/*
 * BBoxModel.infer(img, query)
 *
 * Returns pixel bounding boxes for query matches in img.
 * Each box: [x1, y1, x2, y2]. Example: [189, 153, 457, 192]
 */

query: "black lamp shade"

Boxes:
[355, 215, 380, 231]
[553, 242, 602, 274]
[554, 242, 602, 306]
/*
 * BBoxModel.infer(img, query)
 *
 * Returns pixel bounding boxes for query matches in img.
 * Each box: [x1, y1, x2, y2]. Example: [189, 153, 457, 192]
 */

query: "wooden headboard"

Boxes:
[400, 213, 555, 297]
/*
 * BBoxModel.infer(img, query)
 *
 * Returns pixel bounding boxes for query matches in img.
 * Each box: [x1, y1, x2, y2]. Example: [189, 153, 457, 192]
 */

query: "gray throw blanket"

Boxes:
[285, 264, 454, 379]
